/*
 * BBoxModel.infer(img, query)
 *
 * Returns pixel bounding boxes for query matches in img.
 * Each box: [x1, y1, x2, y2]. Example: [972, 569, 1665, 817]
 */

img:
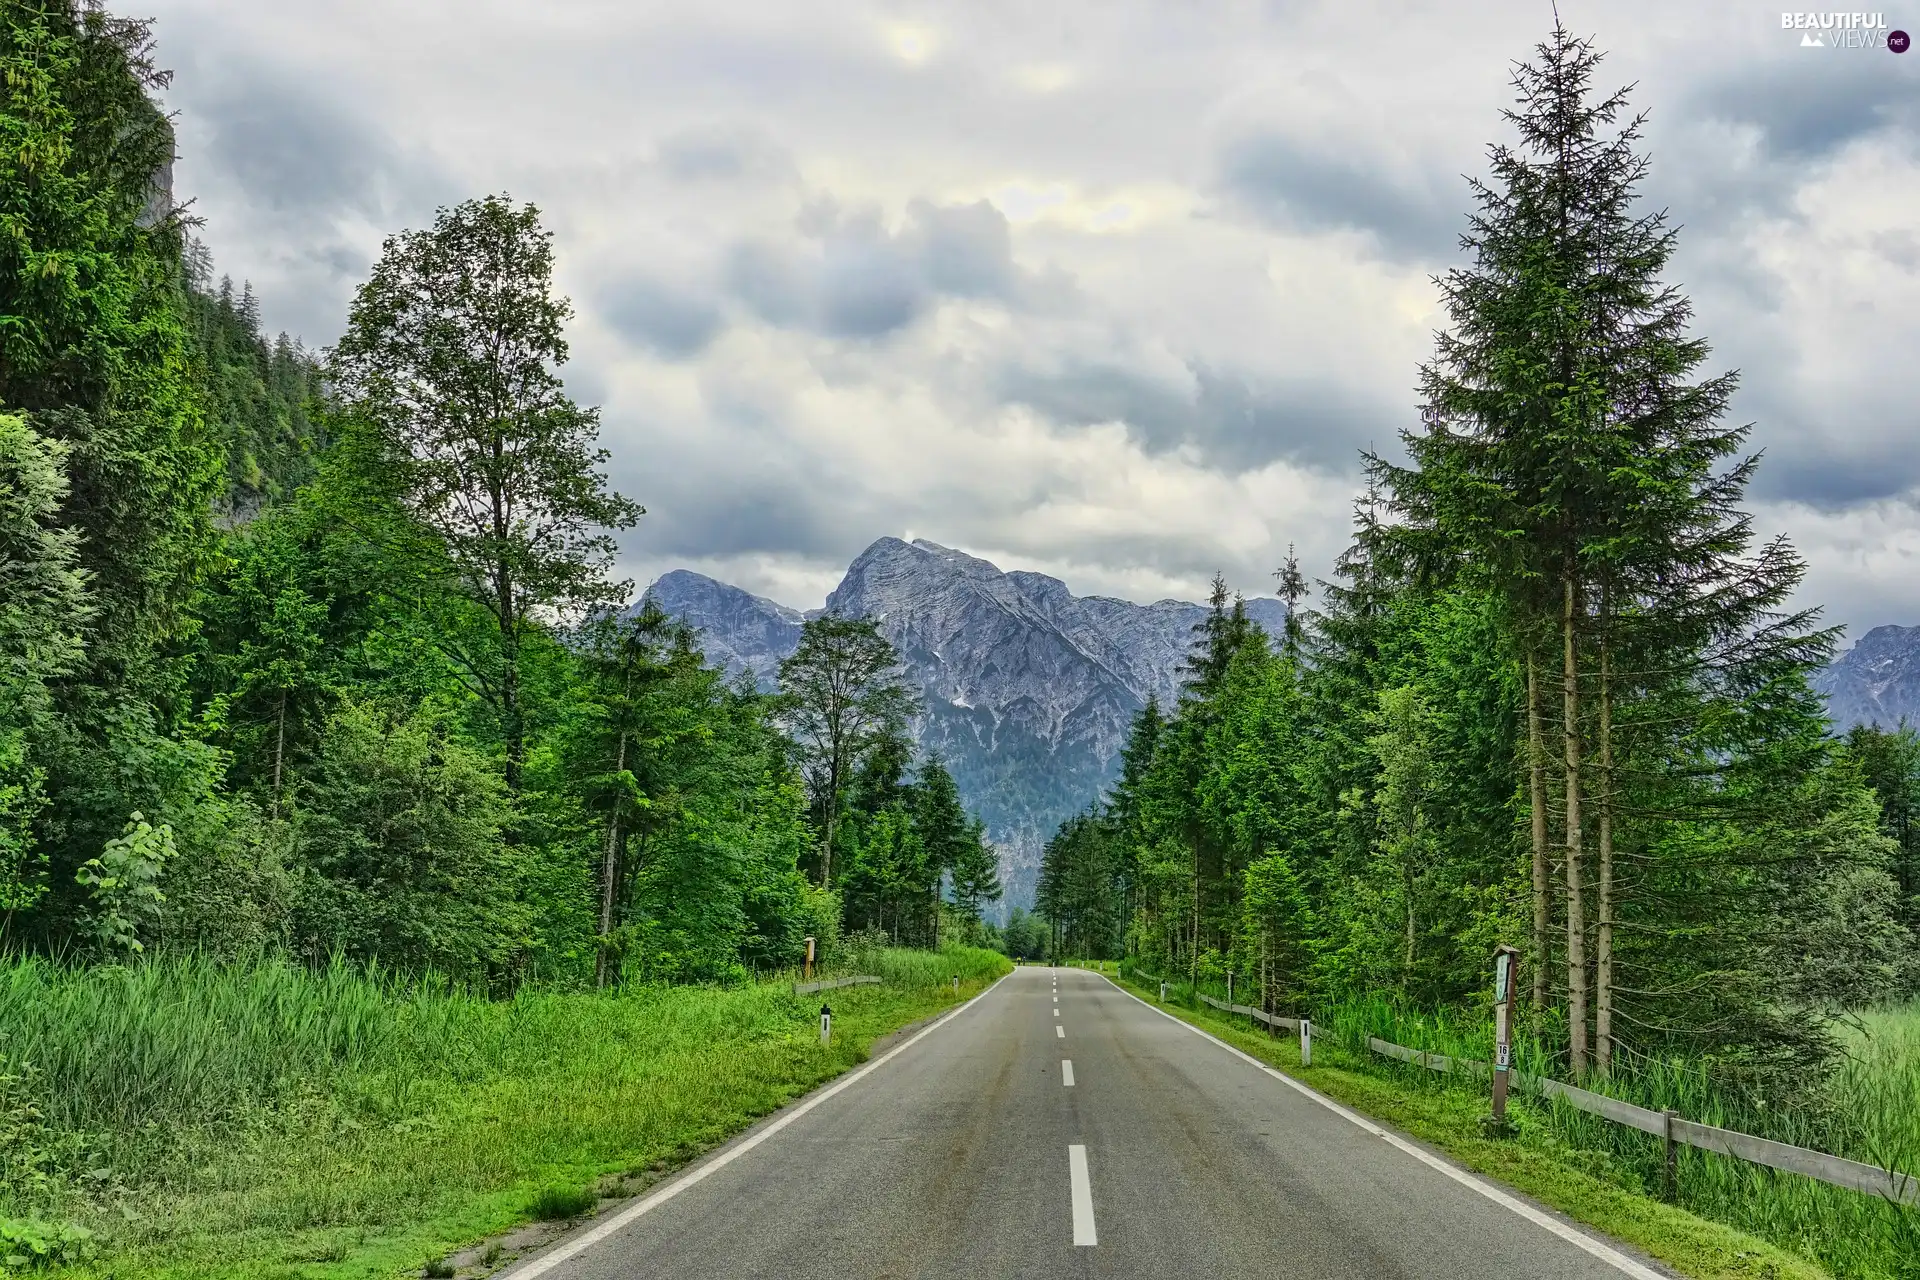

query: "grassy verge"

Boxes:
[1083, 963, 1832, 1280]
[2, 947, 1010, 1279]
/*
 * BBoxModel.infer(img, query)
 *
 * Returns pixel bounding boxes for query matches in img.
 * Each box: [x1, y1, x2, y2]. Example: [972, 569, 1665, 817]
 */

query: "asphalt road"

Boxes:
[505, 966, 1670, 1279]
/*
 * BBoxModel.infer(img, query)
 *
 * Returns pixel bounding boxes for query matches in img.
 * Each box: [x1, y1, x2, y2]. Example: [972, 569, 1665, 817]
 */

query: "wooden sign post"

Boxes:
[803, 935, 815, 982]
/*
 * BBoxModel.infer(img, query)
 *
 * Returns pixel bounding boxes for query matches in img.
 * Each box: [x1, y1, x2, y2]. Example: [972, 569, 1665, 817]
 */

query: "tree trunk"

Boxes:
[1595, 633, 1615, 1078]
[1562, 574, 1589, 1081]
[822, 750, 840, 887]
[498, 574, 523, 795]
[1527, 650, 1550, 1011]
[595, 729, 629, 990]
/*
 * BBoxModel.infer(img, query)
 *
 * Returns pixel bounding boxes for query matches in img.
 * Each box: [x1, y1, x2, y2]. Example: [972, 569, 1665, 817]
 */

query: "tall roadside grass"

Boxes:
[0, 944, 1009, 1278]
[1114, 965, 1920, 1280]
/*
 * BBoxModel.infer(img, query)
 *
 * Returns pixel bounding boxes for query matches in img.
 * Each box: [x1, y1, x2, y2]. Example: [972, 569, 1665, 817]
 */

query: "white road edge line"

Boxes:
[1068, 1144, 1098, 1246]
[1099, 975, 1667, 1280]
[502, 972, 1014, 1279]
[1062, 1059, 1076, 1086]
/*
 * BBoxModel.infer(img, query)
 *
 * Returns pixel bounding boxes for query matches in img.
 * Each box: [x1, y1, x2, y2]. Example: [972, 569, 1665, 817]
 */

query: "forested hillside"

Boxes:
[1037, 29, 1919, 1091]
[0, 1, 1001, 989]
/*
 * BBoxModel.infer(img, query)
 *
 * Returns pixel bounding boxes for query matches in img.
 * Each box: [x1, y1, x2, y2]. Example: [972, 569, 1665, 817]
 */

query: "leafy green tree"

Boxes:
[1000, 906, 1047, 961]
[289, 697, 526, 982]
[330, 195, 643, 792]
[777, 615, 919, 884]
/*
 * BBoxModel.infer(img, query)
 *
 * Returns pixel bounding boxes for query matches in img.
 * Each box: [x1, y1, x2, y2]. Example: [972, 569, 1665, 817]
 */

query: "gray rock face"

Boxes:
[643, 537, 1288, 912]
[643, 569, 804, 692]
[1815, 624, 1920, 730]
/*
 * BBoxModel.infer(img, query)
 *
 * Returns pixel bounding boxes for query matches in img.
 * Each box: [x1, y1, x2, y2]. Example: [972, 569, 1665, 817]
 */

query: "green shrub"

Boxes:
[526, 1183, 595, 1221]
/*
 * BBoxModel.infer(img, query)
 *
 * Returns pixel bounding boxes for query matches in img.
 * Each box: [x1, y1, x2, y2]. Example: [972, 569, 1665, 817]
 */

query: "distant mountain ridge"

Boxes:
[1814, 624, 1920, 730]
[644, 538, 1286, 911]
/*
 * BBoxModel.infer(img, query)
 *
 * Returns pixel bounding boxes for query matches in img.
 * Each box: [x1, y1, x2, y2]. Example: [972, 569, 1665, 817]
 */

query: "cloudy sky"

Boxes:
[145, 1, 1919, 640]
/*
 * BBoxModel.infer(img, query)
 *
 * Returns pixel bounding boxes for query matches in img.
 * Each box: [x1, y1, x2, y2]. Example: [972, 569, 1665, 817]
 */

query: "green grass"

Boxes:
[1094, 963, 1843, 1280]
[0, 945, 1010, 1278]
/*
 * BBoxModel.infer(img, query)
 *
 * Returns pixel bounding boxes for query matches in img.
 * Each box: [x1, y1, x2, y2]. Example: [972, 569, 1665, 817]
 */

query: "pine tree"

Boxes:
[1383, 22, 1844, 1077]
[1274, 543, 1308, 662]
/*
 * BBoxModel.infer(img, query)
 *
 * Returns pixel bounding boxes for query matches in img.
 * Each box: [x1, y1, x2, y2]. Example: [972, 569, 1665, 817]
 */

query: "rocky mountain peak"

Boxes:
[645, 538, 1288, 911]
[1815, 623, 1920, 730]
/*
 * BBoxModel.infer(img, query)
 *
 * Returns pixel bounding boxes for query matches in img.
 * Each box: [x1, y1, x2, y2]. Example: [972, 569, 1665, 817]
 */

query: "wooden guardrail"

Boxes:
[793, 974, 881, 995]
[1175, 980, 1920, 1207]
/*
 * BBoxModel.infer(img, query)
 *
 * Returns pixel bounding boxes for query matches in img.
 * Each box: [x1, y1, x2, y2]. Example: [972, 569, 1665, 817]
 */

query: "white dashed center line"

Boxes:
[1055, 1025, 1065, 1038]
[1068, 1145, 1097, 1246]
[1062, 1060, 1075, 1086]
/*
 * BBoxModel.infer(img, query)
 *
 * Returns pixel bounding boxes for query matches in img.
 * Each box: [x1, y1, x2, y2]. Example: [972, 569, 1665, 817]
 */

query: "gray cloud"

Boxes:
[996, 355, 1386, 474]
[726, 199, 1024, 339]
[655, 124, 797, 184]
[599, 275, 724, 358]
[1687, 57, 1918, 164]
[145, 0, 1920, 635]
[1216, 131, 1461, 262]
[191, 72, 438, 234]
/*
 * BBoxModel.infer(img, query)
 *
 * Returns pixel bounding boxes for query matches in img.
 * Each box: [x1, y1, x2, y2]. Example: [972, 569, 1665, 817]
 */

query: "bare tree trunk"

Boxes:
[595, 729, 629, 990]
[497, 570, 523, 795]
[1562, 575, 1589, 1081]
[1595, 634, 1615, 1078]
[822, 751, 840, 887]
[1527, 651, 1550, 1011]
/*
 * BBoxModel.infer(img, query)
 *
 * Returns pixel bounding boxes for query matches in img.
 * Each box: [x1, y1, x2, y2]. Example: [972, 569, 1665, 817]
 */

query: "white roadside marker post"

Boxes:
[1227, 970, 1233, 1007]
[1300, 1017, 1312, 1067]
[952, 975, 959, 995]
[820, 1003, 831, 1045]
[1490, 945, 1520, 1134]
[1159, 980, 1167, 1003]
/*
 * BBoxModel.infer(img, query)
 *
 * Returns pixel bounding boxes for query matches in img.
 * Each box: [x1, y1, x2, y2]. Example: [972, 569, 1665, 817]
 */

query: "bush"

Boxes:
[526, 1183, 595, 1221]
[0, 1218, 95, 1270]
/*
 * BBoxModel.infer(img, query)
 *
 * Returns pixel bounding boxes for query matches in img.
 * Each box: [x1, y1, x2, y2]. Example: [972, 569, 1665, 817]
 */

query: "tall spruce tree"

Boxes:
[1383, 22, 1842, 1077]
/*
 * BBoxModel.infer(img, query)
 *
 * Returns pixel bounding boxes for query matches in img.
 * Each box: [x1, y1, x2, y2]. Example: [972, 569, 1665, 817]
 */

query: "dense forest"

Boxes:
[1037, 29, 1920, 1091]
[0, 0, 1002, 990]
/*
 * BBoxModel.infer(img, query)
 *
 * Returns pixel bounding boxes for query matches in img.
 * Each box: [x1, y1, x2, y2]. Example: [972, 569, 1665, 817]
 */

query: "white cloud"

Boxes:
[145, 0, 1920, 645]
